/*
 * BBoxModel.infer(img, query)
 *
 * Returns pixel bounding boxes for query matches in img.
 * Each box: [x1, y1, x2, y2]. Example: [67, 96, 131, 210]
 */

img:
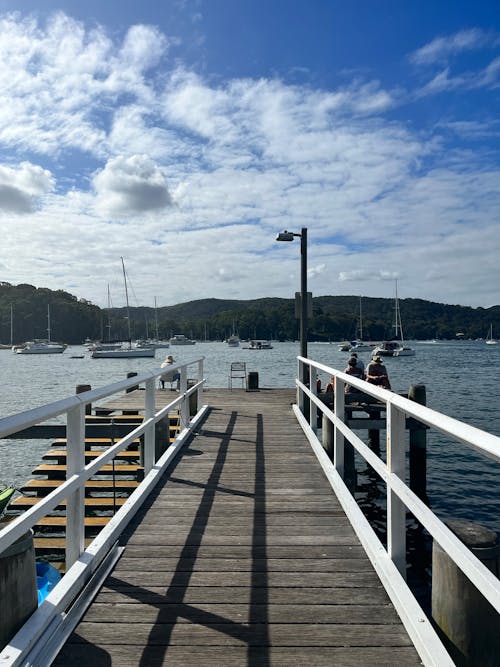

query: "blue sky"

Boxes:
[0, 1, 499, 308]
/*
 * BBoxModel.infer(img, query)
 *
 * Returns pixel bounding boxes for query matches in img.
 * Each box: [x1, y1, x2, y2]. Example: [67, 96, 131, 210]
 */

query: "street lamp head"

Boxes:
[276, 230, 295, 242]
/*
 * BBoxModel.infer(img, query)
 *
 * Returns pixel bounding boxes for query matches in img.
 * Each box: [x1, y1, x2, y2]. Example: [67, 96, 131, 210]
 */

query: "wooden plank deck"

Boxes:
[53, 388, 422, 666]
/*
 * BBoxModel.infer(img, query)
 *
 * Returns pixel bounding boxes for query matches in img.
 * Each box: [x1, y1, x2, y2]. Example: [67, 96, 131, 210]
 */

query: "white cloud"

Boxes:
[93, 155, 173, 216]
[410, 29, 492, 65]
[0, 12, 498, 308]
[0, 162, 53, 213]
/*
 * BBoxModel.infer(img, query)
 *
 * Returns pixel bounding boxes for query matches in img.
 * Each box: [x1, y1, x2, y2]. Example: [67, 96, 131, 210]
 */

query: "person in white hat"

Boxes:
[160, 354, 180, 389]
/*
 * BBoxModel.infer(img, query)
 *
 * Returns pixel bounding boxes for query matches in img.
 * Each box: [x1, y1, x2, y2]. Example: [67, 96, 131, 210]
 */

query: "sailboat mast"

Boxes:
[154, 296, 159, 340]
[106, 284, 112, 342]
[359, 296, 363, 340]
[47, 304, 51, 343]
[121, 257, 132, 342]
[394, 279, 405, 342]
[10, 303, 13, 346]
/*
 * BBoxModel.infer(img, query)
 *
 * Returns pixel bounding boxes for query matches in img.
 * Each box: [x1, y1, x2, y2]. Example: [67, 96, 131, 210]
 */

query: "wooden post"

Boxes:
[322, 411, 356, 494]
[432, 519, 500, 666]
[368, 409, 381, 454]
[322, 413, 334, 458]
[76, 383, 92, 415]
[408, 384, 428, 504]
[0, 525, 37, 650]
[126, 372, 138, 393]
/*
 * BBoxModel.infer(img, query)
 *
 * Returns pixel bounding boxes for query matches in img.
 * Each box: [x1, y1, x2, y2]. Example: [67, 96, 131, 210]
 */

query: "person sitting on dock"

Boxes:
[344, 356, 364, 393]
[160, 355, 180, 389]
[365, 356, 391, 390]
[350, 352, 365, 373]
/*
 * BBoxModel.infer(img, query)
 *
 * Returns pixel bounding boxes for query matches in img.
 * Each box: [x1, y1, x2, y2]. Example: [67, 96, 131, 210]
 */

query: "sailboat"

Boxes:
[135, 297, 170, 349]
[349, 296, 372, 351]
[15, 305, 66, 354]
[372, 281, 415, 357]
[485, 324, 498, 345]
[91, 259, 155, 358]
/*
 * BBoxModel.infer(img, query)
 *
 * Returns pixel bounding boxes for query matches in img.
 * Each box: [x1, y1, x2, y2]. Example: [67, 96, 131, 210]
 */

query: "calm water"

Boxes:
[0, 340, 499, 534]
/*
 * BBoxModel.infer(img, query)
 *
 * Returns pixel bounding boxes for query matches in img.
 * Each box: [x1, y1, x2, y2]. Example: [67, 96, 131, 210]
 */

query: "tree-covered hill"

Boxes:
[0, 281, 499, 344]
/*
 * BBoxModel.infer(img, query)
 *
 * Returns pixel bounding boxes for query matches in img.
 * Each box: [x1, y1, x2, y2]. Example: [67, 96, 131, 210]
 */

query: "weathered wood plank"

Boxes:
[54, 644, 423, 667]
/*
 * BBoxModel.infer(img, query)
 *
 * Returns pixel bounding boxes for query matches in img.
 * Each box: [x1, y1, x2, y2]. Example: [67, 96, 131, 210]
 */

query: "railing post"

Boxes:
[309, 364, 317, 434]
[297, 358, 304, 413]
[144, 378, 155, 472]
[66, 403, 86, 569]
[334, 376, 345, 475]
[387, 401, 406, 578]
[197, 359, 204, 407]
[180, 364, 188, 427]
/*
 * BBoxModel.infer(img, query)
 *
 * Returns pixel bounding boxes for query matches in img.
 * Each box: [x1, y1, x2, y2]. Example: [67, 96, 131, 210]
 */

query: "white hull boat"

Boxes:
[486, 324, 498, 345]
[92, 259, 156, 359]
[14, 305, 66, 354]
[15, 340, 66, 354]
[92, 347, 155, 358]
[170, 335, 196, 345]
[372, 281, 415, 358]
[243, 339, 273, 349]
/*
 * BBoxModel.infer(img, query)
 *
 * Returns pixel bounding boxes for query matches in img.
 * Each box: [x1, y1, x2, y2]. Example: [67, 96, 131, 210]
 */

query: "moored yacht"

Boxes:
[170, 334, 196, 345]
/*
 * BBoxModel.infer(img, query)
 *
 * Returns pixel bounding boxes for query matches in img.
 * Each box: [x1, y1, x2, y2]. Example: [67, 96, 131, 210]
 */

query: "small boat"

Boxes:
[170, 334, 196, 345]
[15, 339, 66, 354]
[92, 346, 155, 358]
[243, 339, 273, 350]
[338, 341, 352, 351]
[226, 335, 240, 347]
[486, 324, 498, 345]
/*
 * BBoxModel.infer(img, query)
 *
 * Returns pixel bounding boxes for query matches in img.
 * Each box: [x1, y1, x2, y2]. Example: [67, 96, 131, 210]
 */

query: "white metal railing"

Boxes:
[0, 357, 206, 667]
[295, 356, 500, 667]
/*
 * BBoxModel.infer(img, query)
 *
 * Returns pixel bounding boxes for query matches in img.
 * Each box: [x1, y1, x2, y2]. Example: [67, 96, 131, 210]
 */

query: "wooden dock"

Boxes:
[53, 388, 422, 666]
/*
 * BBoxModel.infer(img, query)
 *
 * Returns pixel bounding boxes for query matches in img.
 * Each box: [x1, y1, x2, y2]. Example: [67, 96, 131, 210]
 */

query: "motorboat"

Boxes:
[134, 339, 170, 350]
[243, 339, 273, 350]
[226, 335, 240, 347]
[349, 341, 373, 352]
[170, 334, 196, 345]
[15, 339, 66, 354]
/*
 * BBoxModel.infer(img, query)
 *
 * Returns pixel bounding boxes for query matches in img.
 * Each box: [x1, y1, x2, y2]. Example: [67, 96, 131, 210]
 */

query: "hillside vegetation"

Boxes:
[0, 282, 499, 345]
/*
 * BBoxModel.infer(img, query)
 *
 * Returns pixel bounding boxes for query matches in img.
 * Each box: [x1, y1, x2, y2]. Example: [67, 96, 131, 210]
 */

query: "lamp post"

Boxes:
[276, 227, 308, 360]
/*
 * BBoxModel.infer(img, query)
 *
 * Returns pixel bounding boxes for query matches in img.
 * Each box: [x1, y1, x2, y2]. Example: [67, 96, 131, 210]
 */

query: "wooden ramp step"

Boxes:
[52, 438, 141, 447]
[34, 537, 93, 551]
[21, 479, 140, 496]
[42, 449, 141, 463]
[35, 516, 110, 529]
[32, 464, 144, 479]
[10, 496, 128, 510]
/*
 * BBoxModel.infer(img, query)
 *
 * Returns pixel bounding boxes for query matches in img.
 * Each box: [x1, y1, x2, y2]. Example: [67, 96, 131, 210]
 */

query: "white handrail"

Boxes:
[295, 355, 500, 664]
[0, 357, 205, 562]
